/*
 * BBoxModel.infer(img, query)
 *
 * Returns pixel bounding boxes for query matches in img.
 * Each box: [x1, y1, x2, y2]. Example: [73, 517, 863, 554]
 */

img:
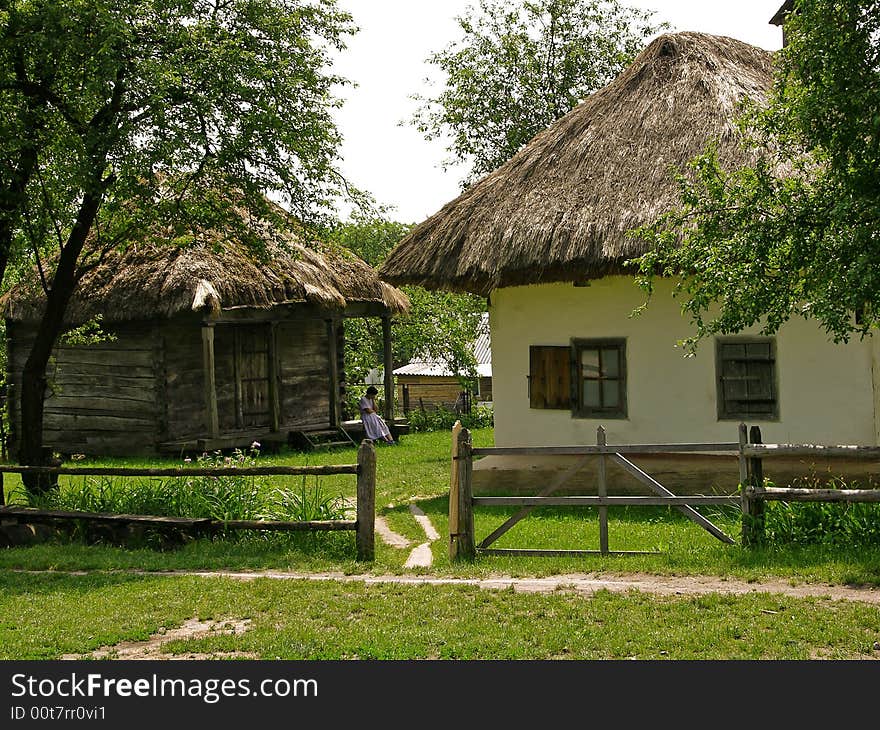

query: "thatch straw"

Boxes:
[380, 33, 775, 296]
[4, 218, 409, 324]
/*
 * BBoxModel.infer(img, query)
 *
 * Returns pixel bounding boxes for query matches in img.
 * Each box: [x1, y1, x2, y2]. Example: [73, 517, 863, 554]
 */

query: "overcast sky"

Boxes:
[331, 1, 786, 223]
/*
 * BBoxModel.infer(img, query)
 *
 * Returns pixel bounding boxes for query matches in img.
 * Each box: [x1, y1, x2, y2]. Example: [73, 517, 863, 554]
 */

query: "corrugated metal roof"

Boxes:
[394, 313, 491, 378]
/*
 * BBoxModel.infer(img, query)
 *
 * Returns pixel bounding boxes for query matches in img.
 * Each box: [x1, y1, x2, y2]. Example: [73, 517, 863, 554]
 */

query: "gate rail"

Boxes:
[449, 422, 880, 560]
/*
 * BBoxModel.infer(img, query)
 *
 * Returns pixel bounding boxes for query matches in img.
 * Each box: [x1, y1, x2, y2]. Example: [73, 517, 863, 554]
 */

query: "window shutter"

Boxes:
[529, 346, 571, 409]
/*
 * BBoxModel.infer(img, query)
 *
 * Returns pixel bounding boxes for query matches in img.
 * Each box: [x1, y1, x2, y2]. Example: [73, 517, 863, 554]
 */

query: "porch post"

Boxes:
[382, 314, 394, 424]
[327, 318, 340, 428]
[201, 322, 220, 439]
[267, 322, 280, 433]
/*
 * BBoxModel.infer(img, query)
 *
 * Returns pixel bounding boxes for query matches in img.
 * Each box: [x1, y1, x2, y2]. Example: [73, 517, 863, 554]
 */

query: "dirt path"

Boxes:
[61, 618, 256, 660]
[18, 568, 880, 604]
[184, 570, 880, 603]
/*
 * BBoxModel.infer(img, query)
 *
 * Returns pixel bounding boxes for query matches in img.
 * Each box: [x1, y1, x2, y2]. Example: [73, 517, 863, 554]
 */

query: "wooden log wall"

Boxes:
[8, 311, 350, 456]
[397, 376, 493, 411]
[7, 321, 161, 456]
[163, 316, 209, 442]
[276, 319, 332, 430]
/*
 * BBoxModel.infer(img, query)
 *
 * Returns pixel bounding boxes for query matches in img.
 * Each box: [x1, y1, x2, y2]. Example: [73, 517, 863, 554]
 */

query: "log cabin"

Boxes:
[4, 226, 408, 457]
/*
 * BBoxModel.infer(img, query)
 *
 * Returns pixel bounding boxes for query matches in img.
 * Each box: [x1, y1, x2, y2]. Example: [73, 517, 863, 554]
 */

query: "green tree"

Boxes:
[633, 0, 880, 351]
[330, 214, 485, 408]
[0, 0, 355, 483]
[410, 0, 662, 180]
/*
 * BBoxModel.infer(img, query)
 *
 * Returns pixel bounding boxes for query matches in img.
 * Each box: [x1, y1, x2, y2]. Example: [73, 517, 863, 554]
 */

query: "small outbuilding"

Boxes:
[4, 225, 408, 457]
[381, 32, 880, 492]
[394, 313, 492, 413]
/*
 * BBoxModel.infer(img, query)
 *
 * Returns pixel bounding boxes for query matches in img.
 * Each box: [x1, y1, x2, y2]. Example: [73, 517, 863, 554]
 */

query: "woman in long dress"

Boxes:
[360, 386, 395, 444]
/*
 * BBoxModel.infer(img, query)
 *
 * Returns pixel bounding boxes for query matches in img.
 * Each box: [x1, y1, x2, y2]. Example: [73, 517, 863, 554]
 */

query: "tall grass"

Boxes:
[13, 447, 348, 523]
[762, 476, 880, 546]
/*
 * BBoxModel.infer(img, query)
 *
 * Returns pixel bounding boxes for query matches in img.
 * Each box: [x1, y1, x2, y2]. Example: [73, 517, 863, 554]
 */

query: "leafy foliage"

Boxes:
[330, 214, 485, 400]
[410, 0, 662, 181]
[633, 0, 880, 350]
[407, 403, 494, 433]
[0, 0, 358, 470]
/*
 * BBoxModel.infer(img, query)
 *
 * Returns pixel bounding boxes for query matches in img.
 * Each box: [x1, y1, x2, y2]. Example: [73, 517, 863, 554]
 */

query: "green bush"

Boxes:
[407, 403, 494, 432]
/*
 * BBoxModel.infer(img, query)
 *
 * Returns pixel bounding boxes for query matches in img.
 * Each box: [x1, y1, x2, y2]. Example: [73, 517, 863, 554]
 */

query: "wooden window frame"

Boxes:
[570, 338, 627, 419]
[716, 336, 779, 421]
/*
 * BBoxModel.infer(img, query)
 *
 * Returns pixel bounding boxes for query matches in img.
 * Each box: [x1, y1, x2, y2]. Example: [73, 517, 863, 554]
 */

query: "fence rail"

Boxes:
[450, 423, 880, 559]
[0, 440, 377, 560]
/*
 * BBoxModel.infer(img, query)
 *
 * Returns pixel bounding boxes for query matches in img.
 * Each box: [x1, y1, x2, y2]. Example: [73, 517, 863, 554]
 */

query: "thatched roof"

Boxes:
[4, 223, 409, 325]
[380, 32, 775, 296]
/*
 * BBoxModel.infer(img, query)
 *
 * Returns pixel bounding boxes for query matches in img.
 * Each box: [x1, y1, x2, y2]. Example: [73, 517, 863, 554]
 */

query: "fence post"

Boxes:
[738, 423, 749, 545]
[449, 421, 462, 562]
[455, 427, 476, 561]
[597, 426, 609, 555]
[746, 425, 766, 546]
[356, 439, 376, 561]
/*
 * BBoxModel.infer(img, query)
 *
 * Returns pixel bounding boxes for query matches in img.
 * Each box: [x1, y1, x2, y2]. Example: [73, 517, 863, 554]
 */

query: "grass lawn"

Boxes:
[2, 571, 879, 660]
[3, 428, 880, 660]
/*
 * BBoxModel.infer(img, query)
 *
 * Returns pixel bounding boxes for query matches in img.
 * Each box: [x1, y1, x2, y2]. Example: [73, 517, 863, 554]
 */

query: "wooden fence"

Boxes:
[741, 424, 880, 545]
[0, 440, 377, 561]
[449, 423, 880, 559]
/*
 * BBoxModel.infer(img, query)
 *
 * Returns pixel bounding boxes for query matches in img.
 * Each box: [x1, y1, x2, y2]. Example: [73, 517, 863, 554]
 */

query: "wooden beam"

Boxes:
[449, 420, 463, 562]
[233, 328, 243, 429]
[356, 440, 376, 561]
[201, 323, 219, 439]
[597, 426, 609, 555]
[267, 322, 280, 432]
[0, 464, 359, 477]
[480, 548, 659, 557]
[745, 487, 880, 503]
[746, 425, 766, 546]
[213, 301, 393, 324]
[456, 427, 476, 560]
[327, 318, 340, 428]
[473, 443, 740, 456]
[741, 444, 880, 459]
[382, 315, 394, 423]
[611, 453, 735, 545]
[473, 496, 740, 506]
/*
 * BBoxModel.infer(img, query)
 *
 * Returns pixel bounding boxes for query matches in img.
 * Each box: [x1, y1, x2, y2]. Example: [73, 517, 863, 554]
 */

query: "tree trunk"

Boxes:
[18, 189, 102, 496]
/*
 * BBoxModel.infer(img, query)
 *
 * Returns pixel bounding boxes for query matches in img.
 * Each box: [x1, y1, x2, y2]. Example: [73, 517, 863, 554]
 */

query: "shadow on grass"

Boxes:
[0, 569, 163, 598]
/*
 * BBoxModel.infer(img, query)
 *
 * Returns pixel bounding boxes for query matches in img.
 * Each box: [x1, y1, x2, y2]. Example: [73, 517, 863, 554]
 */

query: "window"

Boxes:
[572, 339, 627, 418]
[716, 338, 778, 420]
[528, 346, 571, 409]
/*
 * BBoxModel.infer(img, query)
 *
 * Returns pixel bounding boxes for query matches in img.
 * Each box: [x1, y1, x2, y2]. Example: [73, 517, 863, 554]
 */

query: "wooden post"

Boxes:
[356, 439, 376, 561]
[267, 322, 280, 433]
[201, 322, 220, 439]
[449, 420, 462, 561]
[455, 427, 476, 561]
[738, 423, 750, 545]
[382, 315, 394, 426]
[326, 318, 340, 428]
[746, 425, 766, 546]
[597, 426, 609, 555]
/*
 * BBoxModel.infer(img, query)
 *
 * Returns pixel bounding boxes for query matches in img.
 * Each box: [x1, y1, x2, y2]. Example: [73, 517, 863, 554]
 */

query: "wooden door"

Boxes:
[236, 326, 271, 428]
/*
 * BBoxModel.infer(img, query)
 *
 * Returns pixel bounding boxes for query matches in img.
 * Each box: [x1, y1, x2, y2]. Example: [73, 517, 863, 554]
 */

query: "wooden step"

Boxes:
[313, 440, 355, 450]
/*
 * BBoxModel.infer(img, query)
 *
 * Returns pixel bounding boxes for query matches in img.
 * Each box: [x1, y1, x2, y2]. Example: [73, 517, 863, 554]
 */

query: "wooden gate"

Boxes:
[449, 424, 740, 560]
